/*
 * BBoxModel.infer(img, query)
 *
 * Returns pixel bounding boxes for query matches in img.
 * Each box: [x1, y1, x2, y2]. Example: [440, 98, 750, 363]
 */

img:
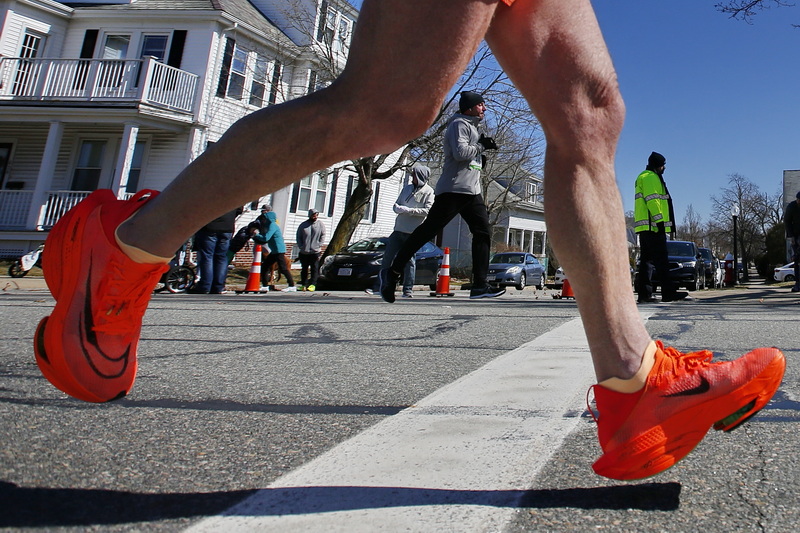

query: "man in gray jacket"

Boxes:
[380, 91, 503, 301]
[374, 164, 435, 297]
[296, 208, 326, 291]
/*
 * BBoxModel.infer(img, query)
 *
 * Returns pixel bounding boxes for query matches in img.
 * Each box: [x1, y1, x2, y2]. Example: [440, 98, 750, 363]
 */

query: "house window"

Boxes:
[99, 35, 130, 88]
[508, 228, 523, 249]
[125, 141, 147, 194]
[343, 176, 379, 223]
[335, 16, 353, 53]
[140, 35, 168, 61]
[13, 31, 46, 95]
[20, 31, 45, 58]
[292, 172, 329, 214]
[72, 140, 107, 191]
[249, 56, 269, 107]
[103, 35, 130, 59]
[227, 47, 248, 100]
[136, 34, 169, 86]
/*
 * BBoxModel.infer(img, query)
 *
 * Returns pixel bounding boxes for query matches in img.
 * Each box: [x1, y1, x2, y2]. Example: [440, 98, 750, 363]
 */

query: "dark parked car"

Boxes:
[635, 240, 705, 291]
[697, 247, 723, 289]
[317, 237, 443, 290]
[487, 252, 545, 290]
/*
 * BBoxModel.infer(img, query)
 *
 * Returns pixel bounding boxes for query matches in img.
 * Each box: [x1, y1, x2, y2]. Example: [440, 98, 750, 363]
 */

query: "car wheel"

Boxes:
[536, 275, 544, 290]
[429, 283, 437, 292]
[515, 273, 526, 291]
[786, 275, 796, 283]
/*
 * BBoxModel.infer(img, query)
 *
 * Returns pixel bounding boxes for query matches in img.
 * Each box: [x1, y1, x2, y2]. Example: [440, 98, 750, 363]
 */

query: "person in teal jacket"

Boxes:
[250, 211, 297, 292]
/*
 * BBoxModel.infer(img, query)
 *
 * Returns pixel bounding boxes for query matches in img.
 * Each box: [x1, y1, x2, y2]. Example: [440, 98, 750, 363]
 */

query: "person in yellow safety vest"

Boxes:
[634, 151, 687, 303]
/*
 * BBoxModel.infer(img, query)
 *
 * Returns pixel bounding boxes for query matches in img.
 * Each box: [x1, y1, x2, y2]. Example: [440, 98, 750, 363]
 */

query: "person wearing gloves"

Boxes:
[250, 211, 297, 292]
[380, 91, 503, 301]
[371, 164, 434, 297]
[634, 151, 687, 303]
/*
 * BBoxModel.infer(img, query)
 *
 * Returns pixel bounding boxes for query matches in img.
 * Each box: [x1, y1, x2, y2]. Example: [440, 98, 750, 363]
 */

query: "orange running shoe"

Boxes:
[34, 190, 168, 403]
[590, 341, 785, 480]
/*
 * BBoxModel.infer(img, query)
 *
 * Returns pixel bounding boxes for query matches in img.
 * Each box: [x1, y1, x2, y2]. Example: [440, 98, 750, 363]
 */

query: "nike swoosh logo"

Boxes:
[78, 259, 131, 379]
[663, 376, 710, 397]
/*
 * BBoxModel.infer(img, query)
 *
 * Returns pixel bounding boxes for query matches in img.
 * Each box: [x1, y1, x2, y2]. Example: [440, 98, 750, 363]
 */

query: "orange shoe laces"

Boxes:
[94, 258, 164, 336]
[586, 345, 716, 423]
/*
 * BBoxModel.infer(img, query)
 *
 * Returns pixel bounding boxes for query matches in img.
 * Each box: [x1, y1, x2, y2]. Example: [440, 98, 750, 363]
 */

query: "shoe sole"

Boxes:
[34, 190, 151, 403]
[592, 349, 786, 480]
[36, 192, 119, 402]
[469, 289, 506, 299]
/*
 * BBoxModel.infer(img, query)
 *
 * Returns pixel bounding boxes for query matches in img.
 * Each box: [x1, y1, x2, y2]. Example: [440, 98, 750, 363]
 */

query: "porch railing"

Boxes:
[0, 190, 134, 230]
[0, 57, 199, 114]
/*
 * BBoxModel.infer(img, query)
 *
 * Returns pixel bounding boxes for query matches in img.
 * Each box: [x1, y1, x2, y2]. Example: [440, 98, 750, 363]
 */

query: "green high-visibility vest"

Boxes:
[634, 169, 673, 233]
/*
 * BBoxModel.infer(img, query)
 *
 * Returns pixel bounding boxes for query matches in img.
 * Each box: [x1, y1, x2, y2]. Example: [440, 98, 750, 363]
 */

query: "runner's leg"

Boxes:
[486, 0, 651, 381]
[117, 0, 502, 259]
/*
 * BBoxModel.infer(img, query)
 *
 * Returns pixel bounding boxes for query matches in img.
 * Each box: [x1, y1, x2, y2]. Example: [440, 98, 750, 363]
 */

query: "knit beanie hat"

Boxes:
[647, 151, 666, 168]
[459, 91, 484, 113]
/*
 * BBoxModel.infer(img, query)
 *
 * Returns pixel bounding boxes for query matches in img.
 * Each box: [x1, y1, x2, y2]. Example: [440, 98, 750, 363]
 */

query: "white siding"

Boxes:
[0, 5, 69, 58]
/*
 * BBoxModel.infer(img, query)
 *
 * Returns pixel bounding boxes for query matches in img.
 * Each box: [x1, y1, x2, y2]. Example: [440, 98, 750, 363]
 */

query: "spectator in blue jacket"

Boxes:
[250, 211, 296, 292]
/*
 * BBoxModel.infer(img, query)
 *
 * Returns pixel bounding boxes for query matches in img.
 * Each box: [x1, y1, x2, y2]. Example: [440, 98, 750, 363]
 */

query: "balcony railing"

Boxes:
[0, 190, 134, 230]
[0, 56, 199, 114]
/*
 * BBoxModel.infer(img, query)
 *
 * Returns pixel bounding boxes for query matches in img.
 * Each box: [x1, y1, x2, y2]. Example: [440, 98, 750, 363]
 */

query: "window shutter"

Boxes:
[316, 1, 329, 41]
[216, 38, 235, 97]
[80, 30, 98, 58]
[345, 176, 354, 207]
[289, 182, 299, 213]
[371, 181, 380, 223]
[167, 30, 187, 68]
[327, 169, 338, 217]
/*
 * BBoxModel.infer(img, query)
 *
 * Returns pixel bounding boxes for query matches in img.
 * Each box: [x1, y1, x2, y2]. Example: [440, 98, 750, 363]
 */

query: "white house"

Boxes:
[0, 0, 406, 259]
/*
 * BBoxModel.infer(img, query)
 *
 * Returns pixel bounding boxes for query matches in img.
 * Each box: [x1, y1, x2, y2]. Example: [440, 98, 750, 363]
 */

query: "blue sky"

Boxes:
[347, 1, 800, 222]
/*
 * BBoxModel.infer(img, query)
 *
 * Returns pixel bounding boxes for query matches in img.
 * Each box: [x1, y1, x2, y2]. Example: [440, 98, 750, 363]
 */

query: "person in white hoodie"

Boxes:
[377, 164, 434, 297]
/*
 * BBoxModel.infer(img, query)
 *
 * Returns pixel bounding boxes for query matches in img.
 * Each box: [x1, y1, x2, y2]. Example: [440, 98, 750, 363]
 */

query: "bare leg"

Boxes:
[117, 0, 501, 258]
[486, 0, 651, 381]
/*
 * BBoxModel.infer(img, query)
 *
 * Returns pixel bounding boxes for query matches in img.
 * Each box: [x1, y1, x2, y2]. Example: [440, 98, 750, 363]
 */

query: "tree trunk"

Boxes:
[324, 160, 374, 258]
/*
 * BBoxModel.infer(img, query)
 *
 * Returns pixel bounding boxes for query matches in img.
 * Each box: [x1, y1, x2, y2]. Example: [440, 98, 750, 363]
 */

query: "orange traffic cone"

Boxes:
[553, 277, 575, 299]
[236, 244, 265, 294]
[430, 247, 455, 297]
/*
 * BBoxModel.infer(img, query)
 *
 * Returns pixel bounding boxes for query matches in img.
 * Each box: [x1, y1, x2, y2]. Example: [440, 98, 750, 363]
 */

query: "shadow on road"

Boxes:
[0, 480, 680, 527]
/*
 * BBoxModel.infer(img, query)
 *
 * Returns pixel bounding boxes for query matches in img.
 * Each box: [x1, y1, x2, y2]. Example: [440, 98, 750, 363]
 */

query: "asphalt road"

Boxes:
[1, 278, 798, 532]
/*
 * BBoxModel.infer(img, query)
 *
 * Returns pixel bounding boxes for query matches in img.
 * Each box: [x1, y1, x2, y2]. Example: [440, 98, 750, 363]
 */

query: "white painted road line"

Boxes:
[187, 315, 649, 532]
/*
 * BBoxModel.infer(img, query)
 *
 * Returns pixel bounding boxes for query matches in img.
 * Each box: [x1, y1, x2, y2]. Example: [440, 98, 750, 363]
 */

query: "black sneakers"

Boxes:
[469, 285, 506, 299]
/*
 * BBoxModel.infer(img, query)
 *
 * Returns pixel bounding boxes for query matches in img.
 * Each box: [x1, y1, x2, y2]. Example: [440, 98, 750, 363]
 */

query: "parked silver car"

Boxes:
[487, 252, 545, 290]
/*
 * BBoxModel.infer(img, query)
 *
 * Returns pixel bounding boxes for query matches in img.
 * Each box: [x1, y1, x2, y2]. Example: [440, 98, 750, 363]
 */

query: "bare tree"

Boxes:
[715, 0, 796, 22]
[710, 173, 776, 279]
[676, 204, 705, 244]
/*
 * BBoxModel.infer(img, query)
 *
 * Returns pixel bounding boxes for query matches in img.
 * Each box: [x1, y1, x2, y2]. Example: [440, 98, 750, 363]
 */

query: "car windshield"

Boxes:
[345, 239, 385, 252]
[667, 242, 695, 257]
[491, 253, 524, 264]
[698, 249, 712, 260]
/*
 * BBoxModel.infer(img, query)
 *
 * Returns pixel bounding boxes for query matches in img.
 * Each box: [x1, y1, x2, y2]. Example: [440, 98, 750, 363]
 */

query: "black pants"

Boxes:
[299, 252, 320, 286]
[636, 230, 676, 300]
[390, 193, 491, 288]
